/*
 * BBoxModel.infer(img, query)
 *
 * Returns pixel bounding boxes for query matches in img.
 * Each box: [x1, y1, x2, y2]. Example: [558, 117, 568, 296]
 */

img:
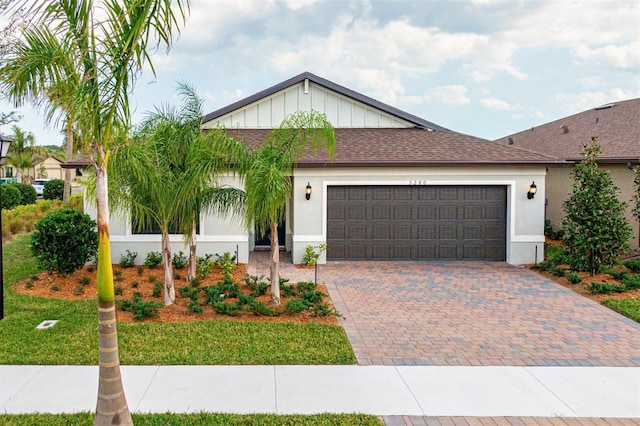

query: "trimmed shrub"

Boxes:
[30, 208, 98, 274]
[1, 184, 21, 209]
[566, 272, 583, 284]
[43, 179, 66, 200]
[145, 251, 162, 268]
[10, 183, 37, 205]
[119, 250, 138, 268]
[172, 251, 188, 269]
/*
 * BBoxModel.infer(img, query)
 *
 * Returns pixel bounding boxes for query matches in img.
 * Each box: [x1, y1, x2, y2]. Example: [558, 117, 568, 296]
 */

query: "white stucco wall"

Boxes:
[85, 175, 250, 265]
[290, 166, 547, 266]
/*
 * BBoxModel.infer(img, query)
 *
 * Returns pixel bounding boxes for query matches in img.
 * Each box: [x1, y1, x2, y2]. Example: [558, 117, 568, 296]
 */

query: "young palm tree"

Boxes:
[244, 111, 335, 305]
[6, 125, 35, 182]
[108, 82, 245, 302]
[0, 1, 190, 424]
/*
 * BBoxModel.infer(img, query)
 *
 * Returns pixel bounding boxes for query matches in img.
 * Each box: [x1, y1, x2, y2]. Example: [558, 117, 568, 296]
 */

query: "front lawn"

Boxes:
[0, 413, 383, 426]
[0, 234, 355, 365]
[602, 298, 640, 322]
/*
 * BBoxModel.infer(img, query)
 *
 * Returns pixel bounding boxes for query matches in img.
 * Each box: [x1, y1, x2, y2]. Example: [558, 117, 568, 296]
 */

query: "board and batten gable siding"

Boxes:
[202, 80, 414, 129]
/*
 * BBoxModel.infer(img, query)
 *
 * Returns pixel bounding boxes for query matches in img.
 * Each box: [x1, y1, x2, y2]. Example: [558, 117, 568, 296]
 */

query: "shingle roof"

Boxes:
[225, 128, 561, 167]
[495, 98, 640, 162]
[203, 71, 449, 131]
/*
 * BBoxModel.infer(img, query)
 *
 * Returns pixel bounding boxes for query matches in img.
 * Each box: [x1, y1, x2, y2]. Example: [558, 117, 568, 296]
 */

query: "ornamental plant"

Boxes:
[562, 137, 632, 276]
[43, 179, 66, 200]
[0, 184, 21, 209]
[10, 182, 36, 205]
[30, 208, 98, 274]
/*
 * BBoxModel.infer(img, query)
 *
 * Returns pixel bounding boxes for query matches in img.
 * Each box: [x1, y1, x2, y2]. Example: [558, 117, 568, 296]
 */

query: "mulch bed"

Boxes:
[13, 263, 339, 325]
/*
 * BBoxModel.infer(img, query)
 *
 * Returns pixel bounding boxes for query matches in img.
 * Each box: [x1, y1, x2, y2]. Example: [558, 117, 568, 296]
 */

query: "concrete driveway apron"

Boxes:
[316, 261, 640, 367]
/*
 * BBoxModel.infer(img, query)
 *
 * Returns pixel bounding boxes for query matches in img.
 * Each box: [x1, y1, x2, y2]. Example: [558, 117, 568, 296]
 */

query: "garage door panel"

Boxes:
[418, 205, 436, 220]
[418, 225, 436, 239]
[327, 224, 345, 239]
[394, 187, 412, 200]
[348, 205, 367, 220]
[464, 205, 483, 220]
[439, 205, 457, 219]
[348, 245, 367, 259]
[438, 225, 458, 240]
[327, 185, 506, 261]
[348, 187, 367, 200]
[485, 205, 505, 220]
[373, 225, 390, 239]
[372, 205, 391, 220]
[328, 245, 345, 259]
[393, 245, 412, 259]
[347, 225, 367, 240]
[372, 245, 391, 259]
[438, 245, 458, 259]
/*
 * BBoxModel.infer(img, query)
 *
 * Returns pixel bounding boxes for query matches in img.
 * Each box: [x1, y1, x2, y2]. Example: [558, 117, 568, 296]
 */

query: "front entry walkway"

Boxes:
[249, 253, 640, 367]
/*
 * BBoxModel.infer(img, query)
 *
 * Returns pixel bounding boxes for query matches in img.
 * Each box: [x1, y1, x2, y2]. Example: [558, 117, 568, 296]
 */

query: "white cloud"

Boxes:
[481, 97, 517, 111]
[223, 89, 245, 102]
[425, 85, 470, 105]
[574, 41, 640, 70]
[555, 92, 608, 113]
[556, 87, 640, 114]
[280, 0, 319, 10]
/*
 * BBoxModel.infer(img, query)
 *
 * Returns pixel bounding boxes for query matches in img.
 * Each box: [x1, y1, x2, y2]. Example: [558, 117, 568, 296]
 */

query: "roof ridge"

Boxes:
[203, 71, 449, 131]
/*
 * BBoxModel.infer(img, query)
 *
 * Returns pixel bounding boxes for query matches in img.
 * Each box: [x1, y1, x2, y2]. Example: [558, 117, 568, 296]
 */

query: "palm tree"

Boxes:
[0, 1, 190, 424]
[109, 83, 245, 301]
[0, 22, 83, 200]
[243, 111, 335, 305]
[6, 125, 35, 182]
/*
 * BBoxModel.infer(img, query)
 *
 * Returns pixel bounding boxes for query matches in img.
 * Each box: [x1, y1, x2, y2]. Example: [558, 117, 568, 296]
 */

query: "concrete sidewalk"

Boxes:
[1, 365, 638, 418]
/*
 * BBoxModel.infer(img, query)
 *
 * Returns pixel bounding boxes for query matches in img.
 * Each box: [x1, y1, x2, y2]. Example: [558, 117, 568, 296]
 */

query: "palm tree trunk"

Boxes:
[187, 221, 197, 282]
[63, 123, 73, 202]
[161, 229, 175, 305]
[94, 158, 132, 426]
[270, 222, 281, 305]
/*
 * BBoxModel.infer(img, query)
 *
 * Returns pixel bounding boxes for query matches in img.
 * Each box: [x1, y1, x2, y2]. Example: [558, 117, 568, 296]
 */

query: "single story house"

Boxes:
[94, 72, 560, 266]
[28, 154, 65, 181]
[495, 98, 640, 249]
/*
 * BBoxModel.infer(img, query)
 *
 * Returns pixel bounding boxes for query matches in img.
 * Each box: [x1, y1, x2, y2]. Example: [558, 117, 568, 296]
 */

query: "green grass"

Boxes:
[602, 298, 640, 322]
[0, 234, 355, 365]
[0, 413, 383, 425]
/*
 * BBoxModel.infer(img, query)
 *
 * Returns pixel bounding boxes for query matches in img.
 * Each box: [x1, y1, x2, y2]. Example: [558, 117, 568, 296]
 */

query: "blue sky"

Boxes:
[1, 0, 638, 145]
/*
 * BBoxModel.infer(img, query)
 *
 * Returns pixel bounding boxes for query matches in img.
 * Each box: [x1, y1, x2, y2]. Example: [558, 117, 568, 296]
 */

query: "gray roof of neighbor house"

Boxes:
[495, 98, 640, 163]
[203, 71, 449, 131]
[224, 128, 561, 167]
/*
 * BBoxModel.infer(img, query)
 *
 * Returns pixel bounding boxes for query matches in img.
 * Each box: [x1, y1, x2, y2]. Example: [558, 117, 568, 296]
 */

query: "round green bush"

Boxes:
[31, 208, 98, 274]
[43, 179, 67, 200]
[1, 184, 21, 209]
[10, 182, 37, 205]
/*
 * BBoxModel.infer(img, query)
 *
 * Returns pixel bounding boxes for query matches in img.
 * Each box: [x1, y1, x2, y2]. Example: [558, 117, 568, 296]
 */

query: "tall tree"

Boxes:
[6, 125, 35, 182]
[243, 111, 335, 305]
[562, 137, 632, 276]
[0, 1, 190, 424]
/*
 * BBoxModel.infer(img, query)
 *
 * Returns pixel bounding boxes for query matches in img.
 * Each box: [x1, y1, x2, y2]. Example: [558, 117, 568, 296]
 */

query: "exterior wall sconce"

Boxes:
[527, 181, 537, 199]
[305, 182, 312, 200]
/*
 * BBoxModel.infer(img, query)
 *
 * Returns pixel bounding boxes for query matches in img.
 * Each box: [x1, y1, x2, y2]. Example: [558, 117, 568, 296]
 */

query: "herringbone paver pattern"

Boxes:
[249, 253, 640, 367]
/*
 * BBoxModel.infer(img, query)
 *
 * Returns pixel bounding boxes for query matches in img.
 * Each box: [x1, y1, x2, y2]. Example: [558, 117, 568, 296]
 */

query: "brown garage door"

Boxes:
[327, 185, 506, 261]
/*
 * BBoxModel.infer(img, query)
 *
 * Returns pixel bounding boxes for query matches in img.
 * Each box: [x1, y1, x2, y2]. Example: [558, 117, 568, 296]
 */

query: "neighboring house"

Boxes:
[27, 154, 65, 182]
[495, 98, 640, 249]
[95, 72, 560, 265]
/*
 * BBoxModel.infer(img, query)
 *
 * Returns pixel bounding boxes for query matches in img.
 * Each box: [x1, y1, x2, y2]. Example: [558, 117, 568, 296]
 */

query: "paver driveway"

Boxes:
[319, 261, 640, 367]
[250, 254, 640, 367]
